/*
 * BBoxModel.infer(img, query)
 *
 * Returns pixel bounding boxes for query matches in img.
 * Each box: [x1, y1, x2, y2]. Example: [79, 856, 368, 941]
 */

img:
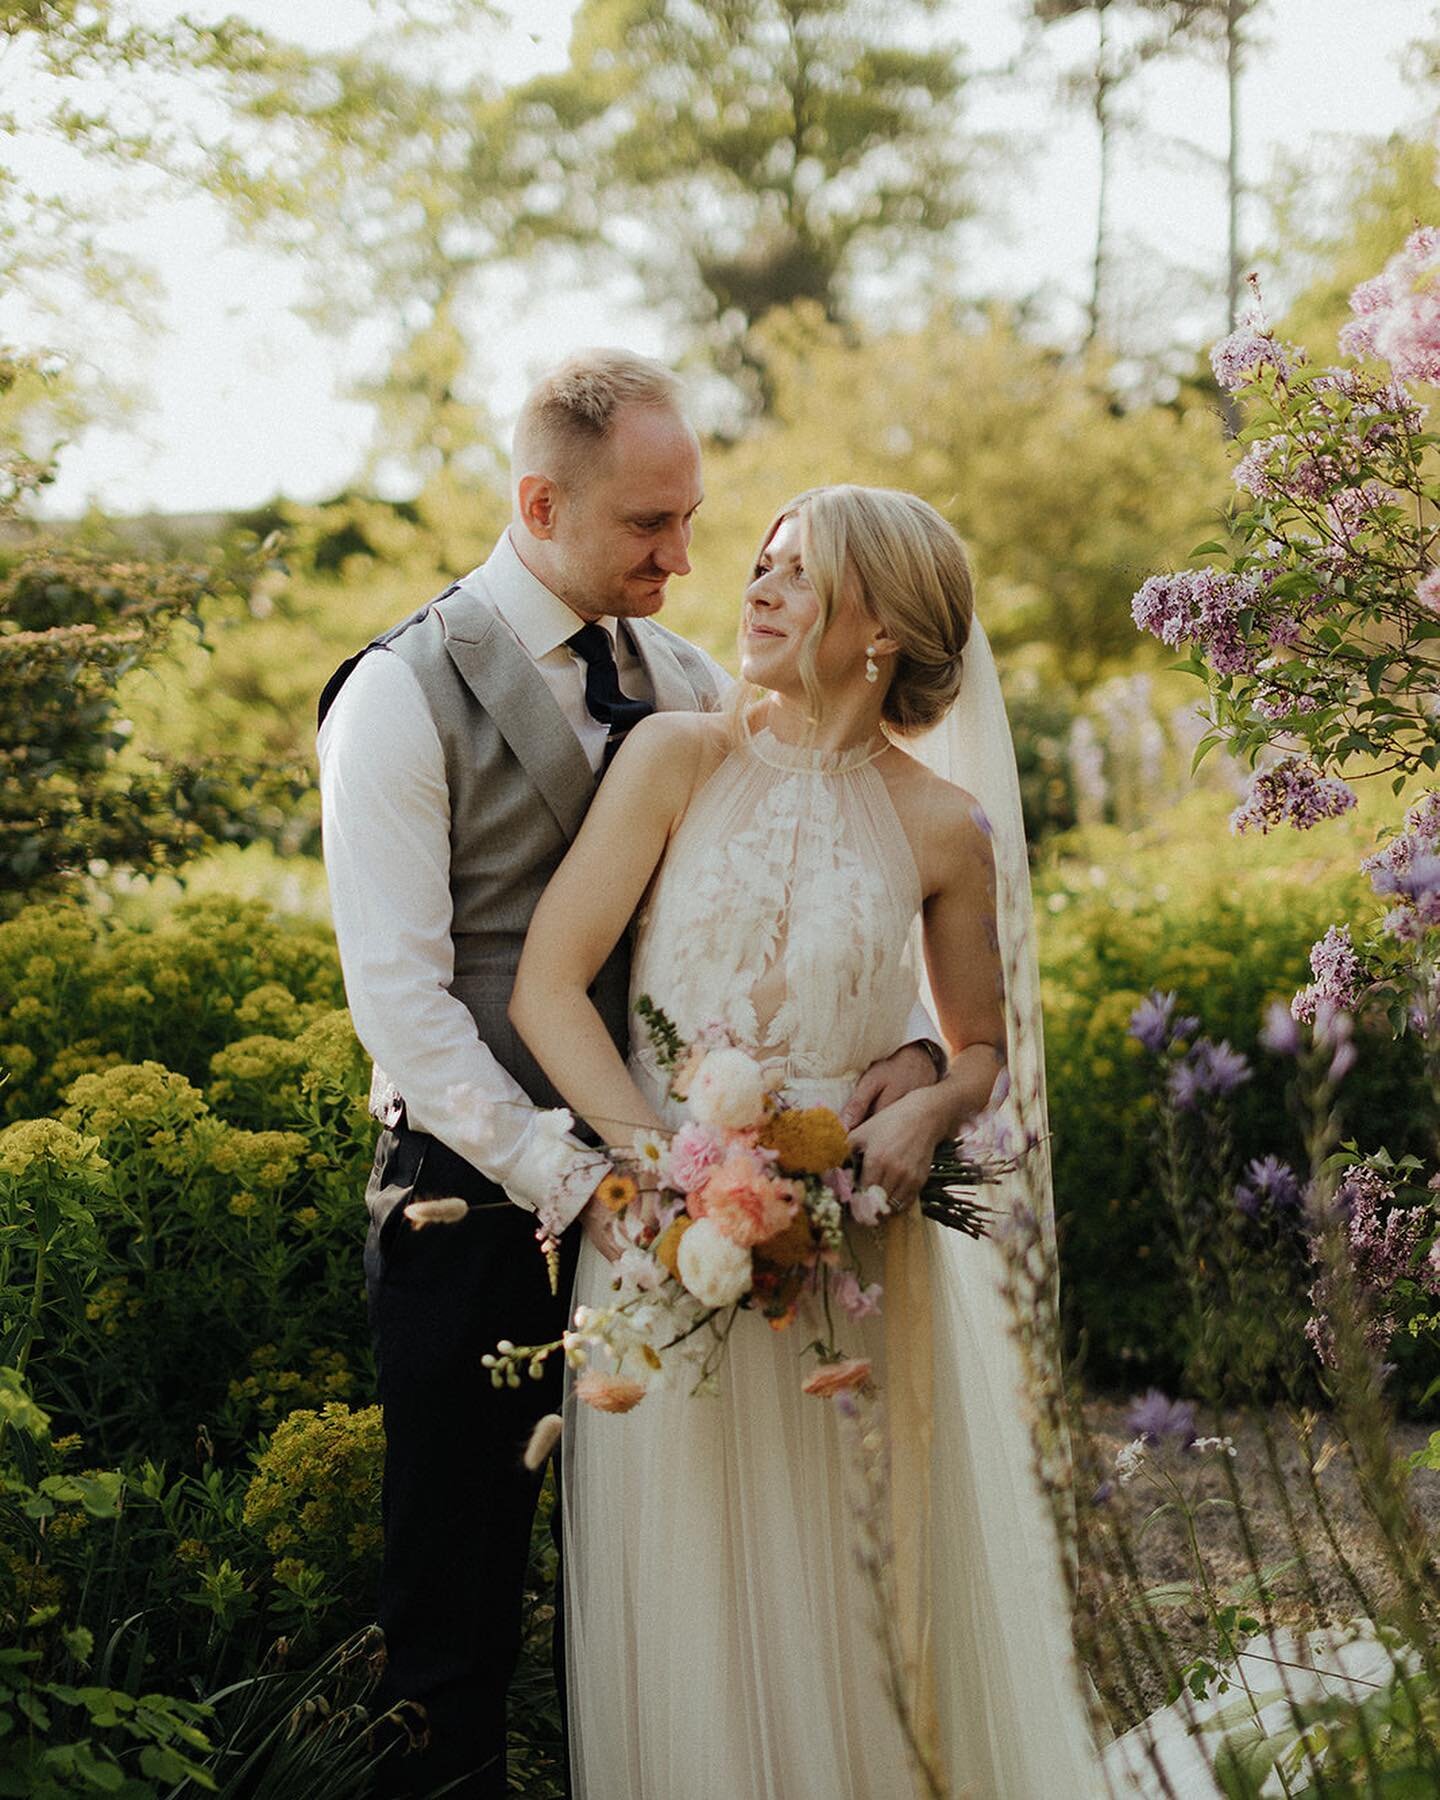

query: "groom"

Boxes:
[317, 349, 939, 1798]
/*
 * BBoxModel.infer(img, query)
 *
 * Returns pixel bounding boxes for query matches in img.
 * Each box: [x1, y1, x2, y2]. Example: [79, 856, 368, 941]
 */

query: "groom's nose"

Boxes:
[653, 520, 692, 577]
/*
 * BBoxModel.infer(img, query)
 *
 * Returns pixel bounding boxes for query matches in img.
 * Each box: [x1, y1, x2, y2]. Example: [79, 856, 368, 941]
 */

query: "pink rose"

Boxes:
[666, 1120, 724, 1192]
[691, 1147, 795, 1248]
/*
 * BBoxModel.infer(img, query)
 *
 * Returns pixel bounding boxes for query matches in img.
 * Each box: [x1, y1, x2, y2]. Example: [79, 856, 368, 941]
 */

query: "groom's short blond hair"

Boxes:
[513, 349, 684, 495]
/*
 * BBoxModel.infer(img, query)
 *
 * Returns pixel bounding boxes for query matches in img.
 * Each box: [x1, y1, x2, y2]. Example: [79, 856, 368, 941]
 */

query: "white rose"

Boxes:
[686, 1047, 769, 1130]
[676, 1217, 753, 1308]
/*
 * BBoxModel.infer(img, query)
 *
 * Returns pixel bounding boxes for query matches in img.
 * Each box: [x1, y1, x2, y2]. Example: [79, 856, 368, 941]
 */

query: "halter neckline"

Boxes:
[744, 723, 889, 774]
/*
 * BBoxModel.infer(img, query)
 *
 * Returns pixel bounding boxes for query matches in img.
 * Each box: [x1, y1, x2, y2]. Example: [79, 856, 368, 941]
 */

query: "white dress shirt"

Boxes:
[318, 530, 730, 1229]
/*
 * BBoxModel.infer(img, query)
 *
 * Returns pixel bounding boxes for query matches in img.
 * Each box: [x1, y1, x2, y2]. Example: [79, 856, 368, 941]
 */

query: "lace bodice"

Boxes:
[629, 725, 923, 1087]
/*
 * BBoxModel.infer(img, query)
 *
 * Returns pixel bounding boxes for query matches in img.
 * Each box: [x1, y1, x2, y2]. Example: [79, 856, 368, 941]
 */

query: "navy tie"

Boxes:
[568, 623, 654, 769]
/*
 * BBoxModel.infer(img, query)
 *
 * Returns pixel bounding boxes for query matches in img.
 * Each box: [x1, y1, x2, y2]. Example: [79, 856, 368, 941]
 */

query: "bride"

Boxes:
[510, 484, 1103, 1798]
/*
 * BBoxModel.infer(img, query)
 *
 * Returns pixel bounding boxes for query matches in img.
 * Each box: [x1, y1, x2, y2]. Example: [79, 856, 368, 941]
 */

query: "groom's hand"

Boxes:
[838, 1040, 940, 1129]
[578, 1192, 625, 1262]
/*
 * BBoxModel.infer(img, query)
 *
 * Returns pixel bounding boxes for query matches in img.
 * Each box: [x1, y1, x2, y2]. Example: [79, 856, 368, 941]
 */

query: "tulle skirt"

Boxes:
[562, 1073, 1104, 1800]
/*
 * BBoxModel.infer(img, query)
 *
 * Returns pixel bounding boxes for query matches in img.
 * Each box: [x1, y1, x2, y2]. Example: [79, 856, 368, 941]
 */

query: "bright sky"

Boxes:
[13, 0, 1433, 517]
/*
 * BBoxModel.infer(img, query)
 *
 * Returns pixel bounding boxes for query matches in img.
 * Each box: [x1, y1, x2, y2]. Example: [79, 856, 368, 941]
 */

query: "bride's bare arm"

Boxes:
[510, 711, 712, 1149]
[847, 790, 1006, 1206]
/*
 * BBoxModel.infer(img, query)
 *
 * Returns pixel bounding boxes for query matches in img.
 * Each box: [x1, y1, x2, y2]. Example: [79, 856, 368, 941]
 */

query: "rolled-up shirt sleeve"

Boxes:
[317, 649, 607, 1228]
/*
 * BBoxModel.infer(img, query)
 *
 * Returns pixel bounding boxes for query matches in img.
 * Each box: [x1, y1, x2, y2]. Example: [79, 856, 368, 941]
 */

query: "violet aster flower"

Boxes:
[1125, 1389, 1198, 1448]
[1230, 758, 1358, 836]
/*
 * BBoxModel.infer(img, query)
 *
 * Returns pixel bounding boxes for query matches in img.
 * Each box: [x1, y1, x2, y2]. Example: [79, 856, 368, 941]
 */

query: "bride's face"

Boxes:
[740, 513, 875, 695]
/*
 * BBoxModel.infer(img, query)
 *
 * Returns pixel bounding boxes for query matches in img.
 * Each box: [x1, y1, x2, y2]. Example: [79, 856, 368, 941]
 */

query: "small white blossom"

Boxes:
[1115, 1437, 1148, 1485]
[849, 1184, 891, 1228]
[613, 1246, 665, 1297]
[1191, 1435, 1238, 1457]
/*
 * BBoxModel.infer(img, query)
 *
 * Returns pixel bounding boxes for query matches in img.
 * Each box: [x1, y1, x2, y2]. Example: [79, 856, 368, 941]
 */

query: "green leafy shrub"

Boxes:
[242, 1403, 385, 1634]
[0, 895, 345, 1123]
[0, 897, 370, 1461]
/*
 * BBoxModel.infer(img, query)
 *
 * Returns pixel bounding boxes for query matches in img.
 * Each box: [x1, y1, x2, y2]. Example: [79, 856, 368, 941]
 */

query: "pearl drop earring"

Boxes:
[864, 645, 879, 684]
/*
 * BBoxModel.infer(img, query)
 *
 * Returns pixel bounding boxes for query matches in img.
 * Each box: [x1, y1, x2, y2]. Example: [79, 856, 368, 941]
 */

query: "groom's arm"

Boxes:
[318, 649, 607, 1230]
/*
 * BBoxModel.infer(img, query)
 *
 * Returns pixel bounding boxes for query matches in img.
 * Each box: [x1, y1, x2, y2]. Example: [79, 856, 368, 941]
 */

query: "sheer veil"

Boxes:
[906, 611, 1054, 1253]
[899, 613, 1103, 1792]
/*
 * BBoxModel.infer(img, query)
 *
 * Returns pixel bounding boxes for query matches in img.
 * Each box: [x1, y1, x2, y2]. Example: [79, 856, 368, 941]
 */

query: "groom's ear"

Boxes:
[518, 473, 560, 539]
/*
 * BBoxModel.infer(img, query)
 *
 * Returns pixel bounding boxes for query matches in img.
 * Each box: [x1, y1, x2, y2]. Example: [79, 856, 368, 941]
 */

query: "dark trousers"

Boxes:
[364, 1124, 578, 1799]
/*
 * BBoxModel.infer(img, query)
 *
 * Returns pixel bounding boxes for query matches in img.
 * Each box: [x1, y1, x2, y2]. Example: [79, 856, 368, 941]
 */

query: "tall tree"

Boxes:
[1148, 0, 1270, 331]
[463, 0, 975, 404]
[1026, 0, 1219, 346]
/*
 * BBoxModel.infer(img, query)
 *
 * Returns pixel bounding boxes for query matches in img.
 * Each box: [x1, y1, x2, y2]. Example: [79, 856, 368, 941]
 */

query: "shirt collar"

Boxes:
[464, 530, 621, 661]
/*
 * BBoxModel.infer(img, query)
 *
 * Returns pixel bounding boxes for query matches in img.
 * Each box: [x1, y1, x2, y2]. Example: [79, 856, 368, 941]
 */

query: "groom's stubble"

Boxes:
[512, 400, 705, 623]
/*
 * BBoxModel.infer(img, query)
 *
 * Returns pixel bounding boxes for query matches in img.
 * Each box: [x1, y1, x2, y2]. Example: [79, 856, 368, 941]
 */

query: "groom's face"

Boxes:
[551, 404, 705, 621]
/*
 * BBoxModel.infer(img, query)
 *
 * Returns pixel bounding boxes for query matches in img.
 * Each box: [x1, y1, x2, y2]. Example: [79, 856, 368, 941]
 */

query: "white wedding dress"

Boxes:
[561, 720, 1104, 1799]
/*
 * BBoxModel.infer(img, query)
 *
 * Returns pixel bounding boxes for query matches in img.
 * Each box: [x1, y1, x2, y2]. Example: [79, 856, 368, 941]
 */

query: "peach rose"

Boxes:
[692, 1148, 795, 1248]
[801, 1358, 873, 1398]
[575, 1372, 648, 1414]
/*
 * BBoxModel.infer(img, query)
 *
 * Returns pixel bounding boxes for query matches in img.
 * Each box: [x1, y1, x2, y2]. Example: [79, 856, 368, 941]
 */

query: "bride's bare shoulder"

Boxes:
[880, 745, 994, 894]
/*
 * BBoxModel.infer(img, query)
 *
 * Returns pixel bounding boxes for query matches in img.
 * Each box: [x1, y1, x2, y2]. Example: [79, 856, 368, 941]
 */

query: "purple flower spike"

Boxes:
[1234, 1154, 1303, 1219]
[1259, 1001, 1302, 1057]
[1170, 1038, 1252, 1110]
[1129, 991, 1177, 1054]
[1129, 990, 1199, 1055]
[1125, 1389, 1198, 1448]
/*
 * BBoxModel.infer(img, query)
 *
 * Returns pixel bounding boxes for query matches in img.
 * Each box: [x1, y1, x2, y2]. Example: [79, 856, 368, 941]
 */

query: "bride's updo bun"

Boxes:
[764, 485, 975, 736]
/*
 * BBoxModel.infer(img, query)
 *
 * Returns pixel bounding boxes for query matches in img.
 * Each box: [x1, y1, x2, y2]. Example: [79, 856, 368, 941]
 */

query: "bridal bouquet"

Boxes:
[480, 1000, 1005, 1415]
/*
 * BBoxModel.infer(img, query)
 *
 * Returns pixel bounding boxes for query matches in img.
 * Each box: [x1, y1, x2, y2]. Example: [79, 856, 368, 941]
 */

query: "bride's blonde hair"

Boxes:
[747, 485, 975, 736]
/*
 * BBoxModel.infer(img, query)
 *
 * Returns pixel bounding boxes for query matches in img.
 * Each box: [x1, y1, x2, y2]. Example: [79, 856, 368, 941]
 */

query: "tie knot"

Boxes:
[567, 622, 613, 666]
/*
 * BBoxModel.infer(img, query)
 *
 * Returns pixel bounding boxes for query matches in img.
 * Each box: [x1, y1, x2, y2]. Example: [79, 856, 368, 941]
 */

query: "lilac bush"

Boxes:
[1132, 231, 1440, 818]
[1131, 226, 1440, 1406]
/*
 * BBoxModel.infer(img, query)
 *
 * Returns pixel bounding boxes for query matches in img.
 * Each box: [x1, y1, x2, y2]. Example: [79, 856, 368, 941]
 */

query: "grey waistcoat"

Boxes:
[319, 579, 723, 1116]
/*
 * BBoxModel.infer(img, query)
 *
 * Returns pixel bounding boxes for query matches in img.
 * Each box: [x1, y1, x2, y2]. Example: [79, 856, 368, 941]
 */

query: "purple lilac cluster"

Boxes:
[1252, 684, 1322, 722]
[1229, 757, 1358, 836]
[1211, 322, 1295, 394]
[1292, 924, 1368, 1024]
[1234, 1154, 1304, 1221]
[1306, 1164, 1440, 1367]
[1130, 567, 1262, 676]
[1363, 792, 1440, 945]
[1339, 227, 1440, 386]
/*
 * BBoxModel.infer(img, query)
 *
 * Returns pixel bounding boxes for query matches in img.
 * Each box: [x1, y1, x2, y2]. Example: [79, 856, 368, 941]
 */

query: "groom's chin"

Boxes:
[620, 580, 670, 615]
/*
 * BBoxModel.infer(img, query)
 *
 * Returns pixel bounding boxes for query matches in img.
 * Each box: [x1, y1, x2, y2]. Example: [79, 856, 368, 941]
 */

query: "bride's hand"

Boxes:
[846, 1089, 948, 1213]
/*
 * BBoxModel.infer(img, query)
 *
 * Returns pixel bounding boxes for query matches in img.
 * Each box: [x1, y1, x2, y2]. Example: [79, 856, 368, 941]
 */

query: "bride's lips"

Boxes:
[745, 621, 784, 638]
